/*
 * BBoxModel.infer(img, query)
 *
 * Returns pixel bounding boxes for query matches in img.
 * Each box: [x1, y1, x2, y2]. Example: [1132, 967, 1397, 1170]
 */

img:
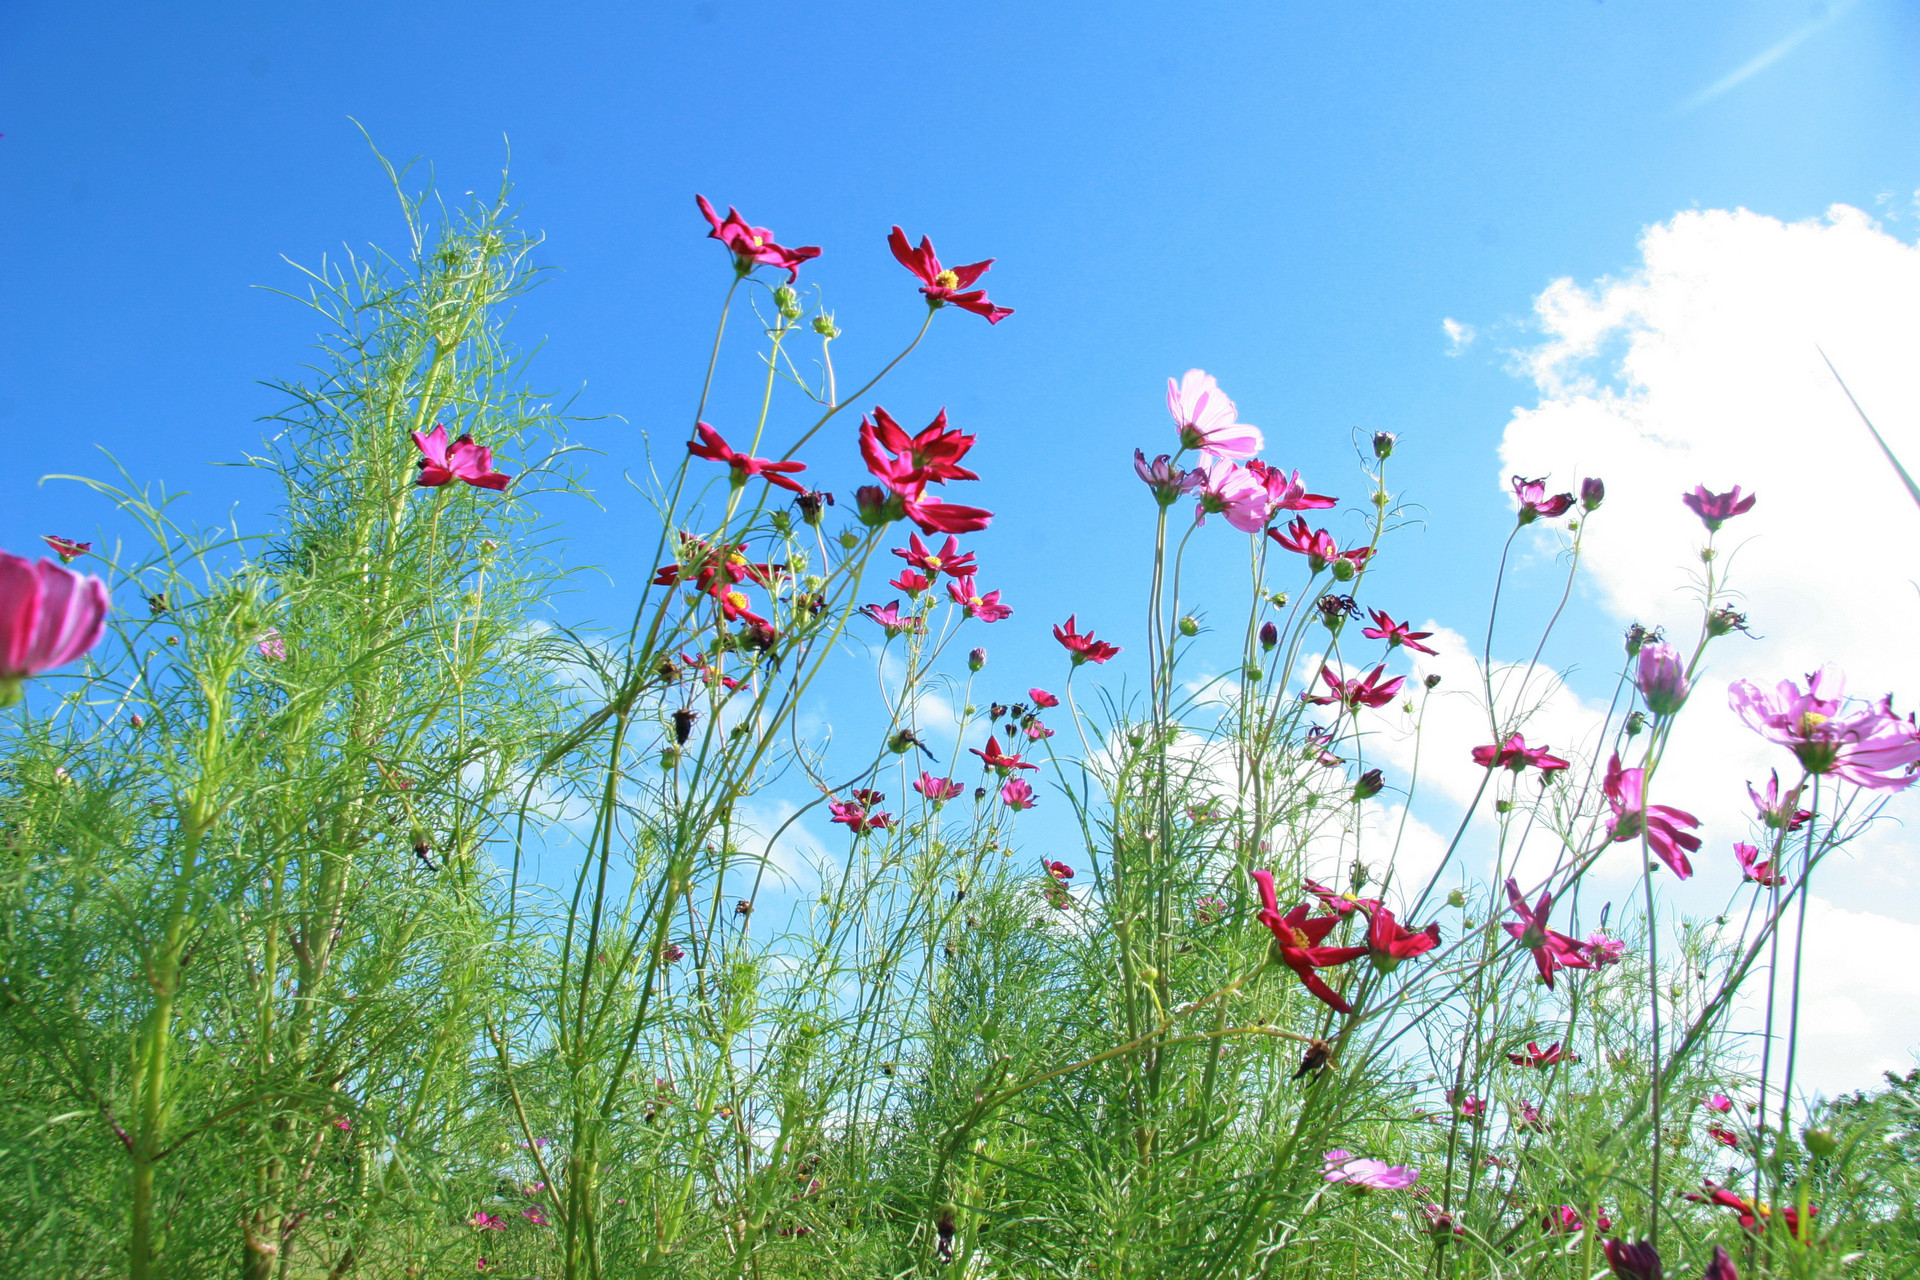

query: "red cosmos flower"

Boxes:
[1365, 906, 1442, 973]
[1245, 460, 1335, 514]
[890, 569, 931, 596]
[947, 575, 1012, 622]
[1604, 753, 1701, 879]
[1502, 878, 1593, 989]
[1543, 1205, 1609, 1234]
[970, 734, 1038, 775]
[41, 535, 90, 564]
[1708, 1125, 1740, 1149]
[1471, 733, 1571, 777]
[828, 799, 892, 835]
[1029, 688, 1059, 709]
[914, 772, 964, 801]
[1687, 1181, 1815, 1239]
[653, 536, 786, 594]
[1703, 1246, 1738, 1280]
[1268, 517, 1373, 575]
[1682, 484, 1757, 532]
[688, 422, 809, 493]
[1507, 1041, 1579, 1069]
[1303, 879, 1382, 917]
[413, 424, 513, 490]
[859, 601, 922, 638]
[1054, 615, 1121, 665]
[1601, 1238, 1662, 1280]
[1512, 476, 1574, 523]
[1303, 664, 1404, 711]
[852, 788, 885, 807]
[887, 226, 1012, 323]
[696, 194, 820, 282]
[1513, 1100, 1547, 1132]
[1249, 869, 1369, 1013]
[1362, 609, 1438, 656]
[893, 532, 976, 579]
[865, 408, 981, 487]
[1733, 841, 1786, 888]
[1044, 860, 1073, 880]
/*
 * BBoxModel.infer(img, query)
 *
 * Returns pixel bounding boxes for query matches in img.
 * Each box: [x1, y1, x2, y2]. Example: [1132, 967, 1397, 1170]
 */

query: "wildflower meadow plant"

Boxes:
[0, 158, 1916, 1280]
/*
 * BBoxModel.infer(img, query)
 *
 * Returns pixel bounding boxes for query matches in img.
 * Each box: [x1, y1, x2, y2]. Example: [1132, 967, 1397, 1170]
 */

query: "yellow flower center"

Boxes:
[968, 596, 983, 608]
[728, 552, 749, 568]
[749, 235, 764, 247]
[726, 591, 748, 610]
[1289, 927, 1312, 948]
[1799, 711, 1828, 734]
[924, 555, 942, 571]
[935, 269, 960, 289]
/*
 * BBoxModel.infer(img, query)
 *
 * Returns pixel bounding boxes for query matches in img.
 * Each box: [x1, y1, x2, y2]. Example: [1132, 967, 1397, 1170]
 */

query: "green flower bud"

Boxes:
[775, 285, 801, 320]
[812, 313, 840, 338]
[968, 647, 988, 672]
[1331, 557, 1357, 582]
[1446, 888, 1467, 908]
[1802, 1127, 1838, 1159]
[838, 530, 861, 550]
[1179, 616, 1200, 637]
[1244, 664, 1263, 683]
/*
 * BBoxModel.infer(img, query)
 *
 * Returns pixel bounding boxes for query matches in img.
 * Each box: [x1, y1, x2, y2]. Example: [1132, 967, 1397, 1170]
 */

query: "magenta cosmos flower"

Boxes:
[1246, 459, 1334, 514]
[970, 735, 1039, 775]
[887, 227, 1012, 323]
[42, 535, 90, 564]
[828, 799, 892, 835]
[1582, 932, 1626, 966]
[1471, 733, 1570, 777]
[696, 194, 820, 282]
[857, 410, 993, 536]
[893, 532, 975, 579]
[1303, 663, 1404, 711]
[1682, 484, 1757, 532]
[1512, 476, 1574, 523]
[688, 422, 809, 493]
[1732, 841, 1786, 888]
[858, 601, 921, 639]
[1604, 753, 1701, 879]
[1322, 1150, 1420, 1190]
[0, 552, 111, 706]
[1636, 642, 1690, 716]
[1054, 615, 1121, 665]
[1167, 369, 1263, 462]
[1029, 688, 1059, 708]
[1269, 517, 1373, 576]
[1728, 666, 1920, 790]
[1250, 869, 1368, 1013]
[414, 424, 513, 490]
[1508, 1040, 1578, 1068]
[1364, 906, 1441, 974]
[1748, 770, 1811, 831]
[1502, 878, 1592, 989]
[947, 575, 1012, 623]
[1132, 450, 1191, 505]
[1185, 457, 1269, 532]
[1000, 778, 1037, 810]
[914, 772, 963, 802]
[1362, 609, 1437, 655]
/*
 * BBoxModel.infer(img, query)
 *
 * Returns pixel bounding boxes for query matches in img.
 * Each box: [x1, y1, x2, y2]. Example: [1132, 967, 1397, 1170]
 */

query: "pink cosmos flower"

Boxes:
[1728, 666, 1920, 790]
[1512, 476, 1575, 523]
[1001, 778, 1037, 811]
[1303, 663, 1404, 711]
[696, 194, 820, 281]
[256, 629, 287, 661]
[1604, 753, 1701, 879]
[413, 424, 513, 490]
[1450, 1092, 1486, 1120]
[970, 735, 1038, 775]
[1167, 369, 1263, 461]
[1502, 878, 1593, 989]
[1054, 615, 1121, 665]
[523, 1206, 550, 1227]
[688, 423, 809, 493]
[947, 575, 1012, 622]
[1133, 450, 1191, 505]
[1636, 642, 1690, 716]
[42, 535, 90, 563]
[1245, 459, 1335, 514]
[1513, 1100, 1547, 1132]
[1748, 770, 1812, 831]
[828, 799, 892, 835]
[1471, 733, 1570, 776]
[1250, 869, 1369, 1013]
[469, 1212, 506, 1231]
[1507, 1041, 1579, 1069]
[1185, 456, 1269, 532]
[0, 552, 111, 706]
[1268, 517, 1373, 575]
[1029, 688, 1059, 708]
[890, 569, 931, 596]
[1303, 879, 1381, 916]
[914, 772, 964, 802]
[1543, 1204, 1608, 1234]
[1025, 718, 1054, 740]
[887, 227, 1012, 323]
[1321, 1150, 1420, 1190]
[893, 532, 975, 579]
[1582, 932, 1626, 967]
[1362, 609, 1437, 655]
[859, 601, 921, 638]
[1682, 484, 1757, 532]
[1732, 841, 1786, 888]
[1706, 1093, 1733, 1113]
[1365, 906, 1441, 973]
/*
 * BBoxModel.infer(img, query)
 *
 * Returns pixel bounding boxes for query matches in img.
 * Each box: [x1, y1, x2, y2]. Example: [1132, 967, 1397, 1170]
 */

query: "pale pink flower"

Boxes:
[1323, 1151, 1420, 1190]
[0, 551, 111, 706]
[1168, 369, 1263, 461]
[1184, 457, 1269, 531]
[256, 629, 287, 661]
[1000, 778, 1037, 811]
[1729, 666, 1920, 790]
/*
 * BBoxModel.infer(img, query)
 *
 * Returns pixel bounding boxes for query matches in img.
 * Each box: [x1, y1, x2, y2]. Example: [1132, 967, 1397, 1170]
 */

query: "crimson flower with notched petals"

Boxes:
[828, 799, 892, 835]
[1708, 1125, 1740, 1149]
[1365, 906, 1441, 973]
[1303, 663, 1404, 711]
[1471, 733, 1570, 777]
[1249, 869, 1369, 1013]
[1605, 753, 1701, 879]
[893, 532, 975, 579]
[1682, 484, 1757, 532]
[1687, 1181, 1815, 1239]
[914, 772, 964, 801]
[887, 227, 1012, 323]
[414, 424, 513, 490]
[688, 423, 808, 493]
[1054, 615, 1121, 665]
[970, 734, 1038, 775]
[1512, 476, 1574, 523]
[1246, 459, 1335, 514]
[1748, 770, 1812, 831]
[857, 412, 993, 535]
[1502, 878, 1593, 989]
[42, 535, 89, 564]
[1508, 1041, 1579, 1069]
[1269, 516, 1373, 575]
[696, 194, 820, 281]
[1732, 842, 1786, 887]
[947, 575, 1012, 622]
[1729, 666, 1920, 791]
[1362, 609, 1437, 655]
[1029, 688, 1059, 708]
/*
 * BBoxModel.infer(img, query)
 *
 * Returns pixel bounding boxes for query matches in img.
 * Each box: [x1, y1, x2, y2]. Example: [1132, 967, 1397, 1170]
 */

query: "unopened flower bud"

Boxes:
[1178, 616, 1200, 637]
[854, 484, 895, 529]
[659, 748, 681, 771]
[774, 285, 801, 320]
[1446, 888, 1467, 908]
[812, 313, 840, 338]
[1624, 623, 1654, 657]
[1636, 642, 1690, 716]
[1331, 557, 1357, 582]
[1260, 621, 1279, 650]
[1269, 592, 1288, 608]
[1700, 546, 1717, 562]
[129, 714, 145, 729]
[1802, 1126, 1838, 1158]
[770, 510, 792, 535]
[1706, 607, 1748, 637]
[1372, 431, 1396, 460]
[1580, 477, 1605, 511]
[1244, 664, 1263, 683]
[968, 647, 987, 672]
[1625, 710, 1646, 736]
[794, 489, 834, 526]
[1354, 768, 1384, 800]
[838, 530, 861, 550]
[1424, 673, 1441, 689]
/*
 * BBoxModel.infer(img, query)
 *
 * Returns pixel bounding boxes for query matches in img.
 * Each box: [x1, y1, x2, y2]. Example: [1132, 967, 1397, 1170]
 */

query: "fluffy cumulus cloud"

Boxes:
[1488, 204, 1920, 1096]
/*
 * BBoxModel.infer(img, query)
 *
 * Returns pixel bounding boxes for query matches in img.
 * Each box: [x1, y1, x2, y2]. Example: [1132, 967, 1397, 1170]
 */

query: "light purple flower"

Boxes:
[1728, 666, 1920, 790]
[256, 629, 287, 661]
[1323, 1150, 1420, 1190]
[1582, 932, 1626, 966]
[1682, 484, 1756, 532]
[1133, 450, 1190, 505]
[1635, 642, 1689, 716]
[1168, 369, 1263, 461]
[1185, 457, 1270, 532]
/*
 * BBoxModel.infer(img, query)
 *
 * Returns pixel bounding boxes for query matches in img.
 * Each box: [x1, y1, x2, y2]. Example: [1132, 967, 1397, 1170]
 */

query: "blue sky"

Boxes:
[6, 1, 1920, 1089]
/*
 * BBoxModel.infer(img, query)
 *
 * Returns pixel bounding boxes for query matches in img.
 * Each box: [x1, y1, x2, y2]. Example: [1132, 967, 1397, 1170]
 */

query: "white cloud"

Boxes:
[1498, 202, 1920, 1095]
[1442, 317, 1476, 356]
